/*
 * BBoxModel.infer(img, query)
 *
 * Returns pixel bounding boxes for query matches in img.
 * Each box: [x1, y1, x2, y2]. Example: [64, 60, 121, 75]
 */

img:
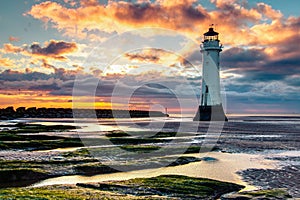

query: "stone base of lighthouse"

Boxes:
[193, 104, 228, 121]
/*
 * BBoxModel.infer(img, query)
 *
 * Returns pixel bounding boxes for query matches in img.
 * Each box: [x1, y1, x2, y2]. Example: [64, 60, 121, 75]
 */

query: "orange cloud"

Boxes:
[124, 48, 188, 68]
[0, 56, 14, 67]
[3, 43, 23, 53]
[26, 0, 208, 40]
[256, 3, 283, 20]
[9, 36, 20, 42]
[25, 0, 298, 49]
[125, 50, 161, 63]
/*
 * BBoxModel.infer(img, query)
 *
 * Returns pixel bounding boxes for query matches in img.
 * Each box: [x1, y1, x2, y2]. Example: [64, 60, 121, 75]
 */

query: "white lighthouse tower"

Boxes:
[193, 27, 228, 121]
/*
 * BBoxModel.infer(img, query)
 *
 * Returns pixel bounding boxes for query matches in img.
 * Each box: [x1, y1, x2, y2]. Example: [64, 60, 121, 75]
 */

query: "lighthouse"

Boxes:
[193, 27, 228, 121]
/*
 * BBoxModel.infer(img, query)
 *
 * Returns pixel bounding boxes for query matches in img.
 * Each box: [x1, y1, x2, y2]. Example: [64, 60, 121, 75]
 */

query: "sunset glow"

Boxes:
[0, 0, 299, 114]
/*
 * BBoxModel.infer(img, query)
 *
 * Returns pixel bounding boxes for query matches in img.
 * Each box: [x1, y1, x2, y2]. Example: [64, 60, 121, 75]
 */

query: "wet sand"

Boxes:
[32, 152, 276, 192]
[1, 116, 300, 198]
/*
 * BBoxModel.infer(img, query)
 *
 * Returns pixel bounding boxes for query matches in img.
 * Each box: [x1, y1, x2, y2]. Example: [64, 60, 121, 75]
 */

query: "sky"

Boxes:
[0, 0, 300, 115]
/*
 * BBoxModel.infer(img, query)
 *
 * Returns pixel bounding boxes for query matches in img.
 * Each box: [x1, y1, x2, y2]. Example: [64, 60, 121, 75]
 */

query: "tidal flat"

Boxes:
[0, 117, 299, 199]
[0, 122, 203, 186]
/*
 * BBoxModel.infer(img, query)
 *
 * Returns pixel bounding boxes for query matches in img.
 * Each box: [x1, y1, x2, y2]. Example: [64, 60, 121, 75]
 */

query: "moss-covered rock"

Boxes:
[0, 169, 50, 188]
[221, 189, 293, 200]
[74, 164, 120, 176]
[78, 175, 244, 199]
[0, 123, 82, 150]
[0, 185, 135, 200]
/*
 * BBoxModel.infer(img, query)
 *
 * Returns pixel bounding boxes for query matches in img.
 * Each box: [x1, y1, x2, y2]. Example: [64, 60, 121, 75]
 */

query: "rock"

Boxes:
[221, 193, 252, 200]
[221, 189, 293, 200]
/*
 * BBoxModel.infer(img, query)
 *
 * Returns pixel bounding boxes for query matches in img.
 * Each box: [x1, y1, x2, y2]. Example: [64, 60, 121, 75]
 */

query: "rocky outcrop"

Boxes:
[0, 169, 50, 187]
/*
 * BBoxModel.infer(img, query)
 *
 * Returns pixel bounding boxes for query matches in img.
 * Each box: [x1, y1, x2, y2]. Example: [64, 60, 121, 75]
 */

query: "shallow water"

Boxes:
[32, 152, 276, 191]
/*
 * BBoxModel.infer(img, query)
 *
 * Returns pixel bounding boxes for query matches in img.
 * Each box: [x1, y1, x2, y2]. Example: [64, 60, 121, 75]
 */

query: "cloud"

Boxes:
[0, 69, 51, 82]
[221, 42, 300, 83]
[40, 59, 85, 81]
[80, 0, 100, 7]
[2, 40, 77, 61]
[0, 64, 200, 102]
[285, 75, 300, 87]
[25, 0, 300, 50]
[26, 0, 208, 40]
[222, 47, 268, 69]
[0, 56, 14, 67]
[124, 49, 162, 63]
[29, 40, 78, 60]
[8, 36, 20, 42]
[0, 62, 87, 92]
[3, 44, 23, 53]
[256, 3, 283, 20]
[184, 49, 202, 65]
[28, 81, 61, 91]
[123, 48, 196, 71]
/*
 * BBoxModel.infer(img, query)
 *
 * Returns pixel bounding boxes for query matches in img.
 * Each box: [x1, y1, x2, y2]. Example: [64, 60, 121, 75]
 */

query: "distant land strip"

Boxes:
[0, 106, 168, 120]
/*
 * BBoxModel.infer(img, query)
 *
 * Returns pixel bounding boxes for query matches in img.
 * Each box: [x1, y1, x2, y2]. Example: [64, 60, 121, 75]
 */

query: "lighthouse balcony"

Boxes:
[203, 40, 221, 47]
[201, 42, 222, 51]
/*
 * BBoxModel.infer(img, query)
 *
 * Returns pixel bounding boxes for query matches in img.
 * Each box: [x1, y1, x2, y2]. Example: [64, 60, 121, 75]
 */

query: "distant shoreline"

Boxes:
[0, 106, 168, 120]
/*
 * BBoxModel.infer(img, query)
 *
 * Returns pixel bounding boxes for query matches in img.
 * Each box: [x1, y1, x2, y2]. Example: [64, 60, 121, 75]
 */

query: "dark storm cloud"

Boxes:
[51, 77, 101, 96]
[232, 56, 300, 82]
[221, 45, 300, 83]
[222, 47, 267, 66]
[145, 83, 167, 89]
[29, 83, 60, 91]
[124, 52, 160, 63]
[0, 69, 51, 81]
[30, 40, 77, 60]
[131, 84, 174, 98]
[224, 83, 254, 93]
[187, 76, 201, 81]
[265, 57, 300, 73]
[114, 2, 163, 22]
[181, 5, 207, 20]
[51, 77, 174, 98]
[234, 72, 287, 82]
[285, 76, 300, 87]
[111, 1, 208, 31]
[114, 2, 207, 23]
[289, 16, 300, 28]
[0, 68, 184, 98]
[0, 67, 88, 92]
[185, 50, 202, 65]
[2, 40, 78, 61]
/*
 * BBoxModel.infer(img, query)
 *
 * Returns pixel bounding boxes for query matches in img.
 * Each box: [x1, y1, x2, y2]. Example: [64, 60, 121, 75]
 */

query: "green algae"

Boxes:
[242, 188, 292, 198]
[0, 123, 82, 150]
[78, 175, 244, 199]
[0, 175, 245, 199]
[0, 185, 131, 200]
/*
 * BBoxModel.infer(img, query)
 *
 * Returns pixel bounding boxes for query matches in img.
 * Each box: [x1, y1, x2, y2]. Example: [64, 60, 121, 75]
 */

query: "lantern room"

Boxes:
[204, 28, 219, 41]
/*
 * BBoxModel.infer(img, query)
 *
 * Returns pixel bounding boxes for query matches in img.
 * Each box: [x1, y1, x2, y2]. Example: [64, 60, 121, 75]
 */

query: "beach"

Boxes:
[0, 115, 299, 199]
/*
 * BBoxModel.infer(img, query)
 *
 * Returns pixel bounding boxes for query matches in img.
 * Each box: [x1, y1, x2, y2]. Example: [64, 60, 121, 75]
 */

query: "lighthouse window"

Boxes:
[204, 35, 218, 41]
